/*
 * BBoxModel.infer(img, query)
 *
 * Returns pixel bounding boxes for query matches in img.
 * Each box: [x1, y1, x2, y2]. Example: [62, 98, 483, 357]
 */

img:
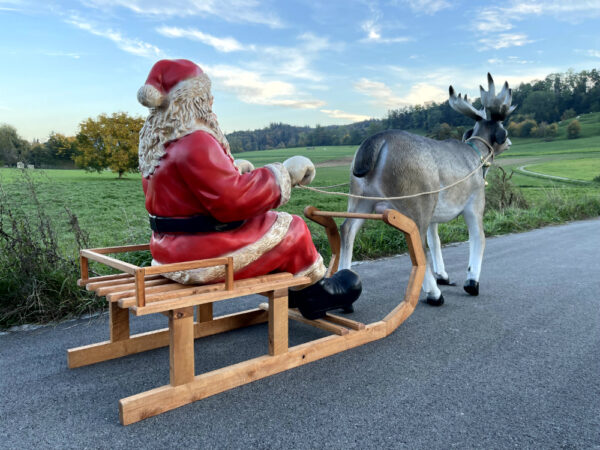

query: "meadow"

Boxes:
[1, 113, 599, 327]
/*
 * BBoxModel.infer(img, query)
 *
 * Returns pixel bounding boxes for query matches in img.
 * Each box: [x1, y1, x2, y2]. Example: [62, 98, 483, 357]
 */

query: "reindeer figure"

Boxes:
[339, 74, 516, 305]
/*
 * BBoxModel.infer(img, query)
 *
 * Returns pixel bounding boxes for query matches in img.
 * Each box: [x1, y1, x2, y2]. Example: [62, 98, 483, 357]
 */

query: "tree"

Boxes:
[567, 119, 581, 139]
[0, 124, 30, 166]
[74, 113, 144, 178]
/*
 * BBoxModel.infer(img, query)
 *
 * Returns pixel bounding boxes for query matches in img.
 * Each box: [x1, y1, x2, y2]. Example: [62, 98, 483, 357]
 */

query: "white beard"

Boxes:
[139, 87, 232, 178]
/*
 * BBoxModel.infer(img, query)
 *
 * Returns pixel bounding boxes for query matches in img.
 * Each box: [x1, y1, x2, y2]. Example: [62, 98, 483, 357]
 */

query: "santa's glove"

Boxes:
[283, 156, 316, 186]
[234, 159, 255, 174]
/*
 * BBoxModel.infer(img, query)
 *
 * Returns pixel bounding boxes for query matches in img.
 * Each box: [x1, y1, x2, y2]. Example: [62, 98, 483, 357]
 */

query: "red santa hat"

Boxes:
[137, 59, 211, 108]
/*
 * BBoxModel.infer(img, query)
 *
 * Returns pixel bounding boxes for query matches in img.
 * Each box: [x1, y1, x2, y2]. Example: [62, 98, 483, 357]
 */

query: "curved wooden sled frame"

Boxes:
[67, 207, 425, 425]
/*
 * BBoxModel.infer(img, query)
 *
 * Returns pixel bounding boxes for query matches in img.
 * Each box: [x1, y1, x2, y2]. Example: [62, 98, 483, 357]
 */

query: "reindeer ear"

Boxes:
[462, 128, 474, 141]
[494, 127, 507, 145]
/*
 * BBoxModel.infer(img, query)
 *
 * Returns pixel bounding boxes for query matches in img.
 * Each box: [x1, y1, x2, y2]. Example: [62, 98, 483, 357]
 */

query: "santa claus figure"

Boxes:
[137, 59, 361, 319]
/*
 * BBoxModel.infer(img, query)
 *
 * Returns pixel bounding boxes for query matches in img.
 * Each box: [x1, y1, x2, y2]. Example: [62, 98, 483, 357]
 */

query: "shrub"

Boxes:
[567, 120, 581, 139]
[519, 119, 538, 137]
[561, 109, 576, 121]
[0, 171, 103, 329]
[485, 167, 528, 211]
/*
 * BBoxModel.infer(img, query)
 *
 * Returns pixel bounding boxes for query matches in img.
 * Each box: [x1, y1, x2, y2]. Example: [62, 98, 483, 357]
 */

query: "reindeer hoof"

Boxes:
[435, 275, 456, 286]
[426, 294, 444, 307]
[463, 280, 479, 296]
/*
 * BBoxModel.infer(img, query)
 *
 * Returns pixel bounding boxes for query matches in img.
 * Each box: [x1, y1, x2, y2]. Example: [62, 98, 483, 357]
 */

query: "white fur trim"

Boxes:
[265, 163, 292, 207]
[137, 84, 165, 108]
[154, 212, 294, 285]
[292, 254, 326, 286]
[168, 75, 211, 103]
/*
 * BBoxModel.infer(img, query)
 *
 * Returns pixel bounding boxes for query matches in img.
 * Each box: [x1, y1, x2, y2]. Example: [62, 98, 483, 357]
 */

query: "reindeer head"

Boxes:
[449, 73, 517, 155]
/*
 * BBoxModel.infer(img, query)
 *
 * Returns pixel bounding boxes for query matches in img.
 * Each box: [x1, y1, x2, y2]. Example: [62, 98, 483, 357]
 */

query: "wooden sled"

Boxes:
[67, 207, 426, 425]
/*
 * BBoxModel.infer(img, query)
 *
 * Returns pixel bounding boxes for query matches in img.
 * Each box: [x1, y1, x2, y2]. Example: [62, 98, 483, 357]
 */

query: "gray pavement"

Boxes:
[1, 218, 599, 449]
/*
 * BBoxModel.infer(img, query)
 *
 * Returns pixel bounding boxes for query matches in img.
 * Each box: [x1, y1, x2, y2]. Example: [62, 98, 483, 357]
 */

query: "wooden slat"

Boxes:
[323, 313, 365, 331]
[95, 277, 171, 296]
[258, 303, 349, 336]
[87, 244, 150, 254]
[132, 276, 312, 316]
[67, 308, 268, 369]
[117, 273, 294, 309]
[118, 321, 387, 425]
[143, 257, 230, 275]
[78, 272, 133, 287]
[80, 250, 139, 275]
[86, 274, 163, 292]
[107, 282, 185, 303]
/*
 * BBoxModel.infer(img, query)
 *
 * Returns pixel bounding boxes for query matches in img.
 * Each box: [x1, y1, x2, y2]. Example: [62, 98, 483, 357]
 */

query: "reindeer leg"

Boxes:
[427, 223, 454, 286]
[463, 191, 486, 296]
[421, 224, 444, 306]
[340, 198, 377, 270]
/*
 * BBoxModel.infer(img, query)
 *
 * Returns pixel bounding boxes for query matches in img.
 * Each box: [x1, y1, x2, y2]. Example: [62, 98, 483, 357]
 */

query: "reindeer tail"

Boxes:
[352, 135, 385, 178]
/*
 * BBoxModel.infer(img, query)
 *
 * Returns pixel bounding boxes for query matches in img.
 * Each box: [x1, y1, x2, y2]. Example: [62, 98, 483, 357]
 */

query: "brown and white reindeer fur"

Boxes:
[339, 74, 516, 305]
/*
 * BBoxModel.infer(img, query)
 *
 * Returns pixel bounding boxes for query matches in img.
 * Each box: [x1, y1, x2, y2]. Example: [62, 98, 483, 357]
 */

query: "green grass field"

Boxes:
[526, 158, 600, 182]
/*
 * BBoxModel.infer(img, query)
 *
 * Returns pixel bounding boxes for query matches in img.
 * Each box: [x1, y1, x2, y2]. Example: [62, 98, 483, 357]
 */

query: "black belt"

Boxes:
[149, 215, 244, 233]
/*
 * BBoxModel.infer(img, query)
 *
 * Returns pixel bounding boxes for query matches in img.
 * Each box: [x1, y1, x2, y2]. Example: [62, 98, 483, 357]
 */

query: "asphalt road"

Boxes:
[1, 219, 599, 449]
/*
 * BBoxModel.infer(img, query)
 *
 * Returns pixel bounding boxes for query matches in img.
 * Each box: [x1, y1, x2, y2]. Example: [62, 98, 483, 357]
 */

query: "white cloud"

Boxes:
[67, 16, 162, 58]
[0, 104, 10, 111]
[354, 78, 446, 109]
[206, 65, 325, 109]
[360, 19, 411, 44]
[479, 33, 534, 50]
[320, 109, 371, 122]
[475, 0, 600, 40]
[85, 0, 284, 28]
[476, 10, 514, 33]
[588, 49, 600, 58]
[354, 78, 404, 109]
[44, 51, 81, 59]
[401, 0, 451, 14]
[156, 26, 247, 53]
[250, 33, 342, 82]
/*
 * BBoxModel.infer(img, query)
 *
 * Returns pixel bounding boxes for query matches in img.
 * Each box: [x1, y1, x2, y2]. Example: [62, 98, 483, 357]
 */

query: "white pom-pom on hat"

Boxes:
[137, 84, 166, 108]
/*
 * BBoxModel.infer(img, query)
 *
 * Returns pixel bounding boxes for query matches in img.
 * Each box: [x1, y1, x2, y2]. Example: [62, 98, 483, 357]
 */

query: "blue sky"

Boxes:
[1, 0, 599, 141]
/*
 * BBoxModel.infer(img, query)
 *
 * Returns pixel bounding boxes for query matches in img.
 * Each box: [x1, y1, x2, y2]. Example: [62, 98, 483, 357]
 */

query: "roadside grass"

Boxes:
[1, 129, 599, 328]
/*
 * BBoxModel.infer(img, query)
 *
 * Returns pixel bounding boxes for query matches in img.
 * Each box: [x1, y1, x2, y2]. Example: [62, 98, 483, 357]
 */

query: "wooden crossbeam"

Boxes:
[258, 303, 350, 336]
[67, 308, 268, 369]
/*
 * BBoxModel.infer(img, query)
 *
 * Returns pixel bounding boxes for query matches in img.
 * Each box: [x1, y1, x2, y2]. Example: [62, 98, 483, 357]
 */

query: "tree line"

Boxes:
[1, 68, 597, 174]
[228, 68, 600, 152]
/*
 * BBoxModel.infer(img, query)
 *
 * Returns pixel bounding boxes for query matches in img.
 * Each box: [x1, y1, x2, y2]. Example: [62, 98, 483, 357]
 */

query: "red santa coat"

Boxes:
[142, 130, 325, 285]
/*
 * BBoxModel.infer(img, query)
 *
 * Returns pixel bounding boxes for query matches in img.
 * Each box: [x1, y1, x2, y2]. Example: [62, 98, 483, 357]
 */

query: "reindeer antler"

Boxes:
[449, 86, 486, 121]
[450, 73, 517, 122]
[479, 73, 517, 121]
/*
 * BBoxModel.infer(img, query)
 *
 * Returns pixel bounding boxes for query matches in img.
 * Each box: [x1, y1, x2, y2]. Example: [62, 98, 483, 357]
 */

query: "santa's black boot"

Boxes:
[294, 269, 362, 320]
